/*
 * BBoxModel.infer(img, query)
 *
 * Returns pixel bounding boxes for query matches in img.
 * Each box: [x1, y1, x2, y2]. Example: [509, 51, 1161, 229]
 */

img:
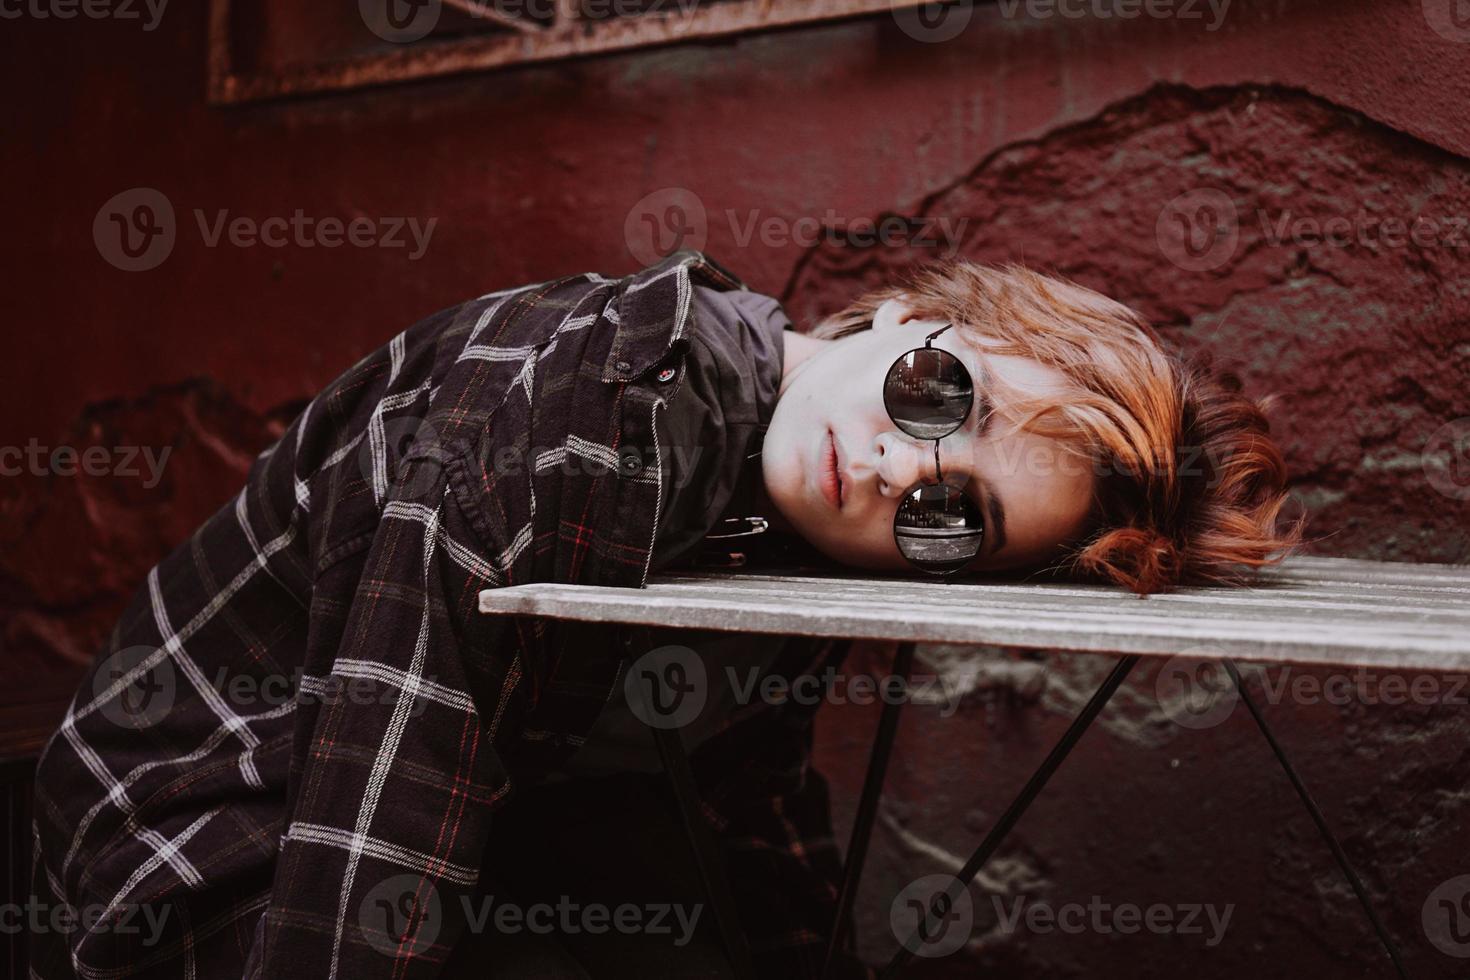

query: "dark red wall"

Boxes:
[3, 0, 1469, 975]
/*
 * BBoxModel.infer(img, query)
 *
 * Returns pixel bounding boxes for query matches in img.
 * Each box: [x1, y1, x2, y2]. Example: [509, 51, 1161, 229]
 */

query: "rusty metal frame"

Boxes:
[207, 0, 938, 105]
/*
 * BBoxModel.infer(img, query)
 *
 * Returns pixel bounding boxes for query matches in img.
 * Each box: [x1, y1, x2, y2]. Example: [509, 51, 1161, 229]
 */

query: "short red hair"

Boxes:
[812, 261, 1303, 594]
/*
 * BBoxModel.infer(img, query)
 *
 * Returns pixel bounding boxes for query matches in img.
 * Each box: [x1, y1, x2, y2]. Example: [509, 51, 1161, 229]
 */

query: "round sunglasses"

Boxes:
[883, 324, 986, 575]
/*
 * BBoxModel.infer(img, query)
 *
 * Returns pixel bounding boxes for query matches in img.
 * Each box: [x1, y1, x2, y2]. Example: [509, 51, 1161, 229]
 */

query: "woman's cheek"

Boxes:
[824, 517, 903, 571]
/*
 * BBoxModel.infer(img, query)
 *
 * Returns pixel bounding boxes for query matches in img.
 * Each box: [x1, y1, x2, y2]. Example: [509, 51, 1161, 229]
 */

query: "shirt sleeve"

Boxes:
[246, 461, 520, 977]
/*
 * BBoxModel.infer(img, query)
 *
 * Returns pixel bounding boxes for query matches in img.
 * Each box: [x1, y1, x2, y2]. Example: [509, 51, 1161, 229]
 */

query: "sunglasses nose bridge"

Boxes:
[873, 430, 937, 496]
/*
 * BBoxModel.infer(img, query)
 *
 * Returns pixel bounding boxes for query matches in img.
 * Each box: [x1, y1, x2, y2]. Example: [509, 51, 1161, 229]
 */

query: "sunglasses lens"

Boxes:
[883, 347, 973, 440]
[894, 484, 985, 574]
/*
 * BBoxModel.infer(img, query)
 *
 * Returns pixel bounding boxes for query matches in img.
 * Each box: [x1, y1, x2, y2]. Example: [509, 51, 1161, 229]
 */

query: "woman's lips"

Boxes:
[820, 429, 843, 511]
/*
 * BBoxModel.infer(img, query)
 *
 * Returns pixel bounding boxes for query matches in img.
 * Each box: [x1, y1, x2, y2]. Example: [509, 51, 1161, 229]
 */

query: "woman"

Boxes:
[28, 250, 1298, 979]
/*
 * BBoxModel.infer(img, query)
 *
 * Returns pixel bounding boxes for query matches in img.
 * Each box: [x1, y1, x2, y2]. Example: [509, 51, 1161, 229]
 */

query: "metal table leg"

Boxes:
[1222, 659, 1408, 979]
[880, 653, 1141, 978]
[632, 624, 759, 980]
[821, 641, 916, 980]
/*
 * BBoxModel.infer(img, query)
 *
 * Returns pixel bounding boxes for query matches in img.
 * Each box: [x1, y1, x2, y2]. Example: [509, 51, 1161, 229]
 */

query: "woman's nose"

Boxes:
[873, 431, 933, 498]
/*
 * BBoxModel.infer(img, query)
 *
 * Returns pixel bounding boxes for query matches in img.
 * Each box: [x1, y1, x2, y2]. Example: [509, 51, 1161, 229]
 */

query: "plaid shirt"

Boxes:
[29, 251, 862, 979]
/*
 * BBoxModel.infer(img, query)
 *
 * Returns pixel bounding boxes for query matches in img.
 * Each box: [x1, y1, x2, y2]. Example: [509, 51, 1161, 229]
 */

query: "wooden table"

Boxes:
[482, 556, 1470, 979]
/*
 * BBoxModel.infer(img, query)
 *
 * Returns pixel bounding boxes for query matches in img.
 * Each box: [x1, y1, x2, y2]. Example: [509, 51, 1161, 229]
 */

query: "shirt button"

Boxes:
[656, 366, 677, 383]
[614, 360, 633, 376]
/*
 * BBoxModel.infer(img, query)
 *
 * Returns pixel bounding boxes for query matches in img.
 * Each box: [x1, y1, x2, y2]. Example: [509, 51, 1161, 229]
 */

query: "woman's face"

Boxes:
[762, 299, 1097, 574]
